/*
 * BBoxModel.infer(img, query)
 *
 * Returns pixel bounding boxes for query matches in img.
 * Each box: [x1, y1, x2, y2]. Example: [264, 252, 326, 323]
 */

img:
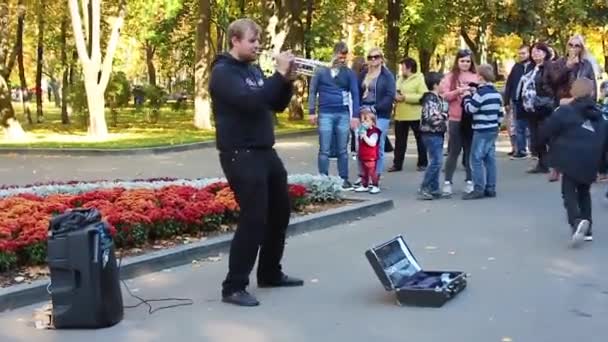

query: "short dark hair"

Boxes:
[425, 72, 443, 90]
[227, 18, 261, 49]
[333, 42, 349, 55]
[400, 57, 417, 73]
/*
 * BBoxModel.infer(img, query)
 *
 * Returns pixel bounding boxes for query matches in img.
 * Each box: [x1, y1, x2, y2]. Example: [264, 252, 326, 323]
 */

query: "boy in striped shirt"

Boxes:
[461, 64, 504, 200]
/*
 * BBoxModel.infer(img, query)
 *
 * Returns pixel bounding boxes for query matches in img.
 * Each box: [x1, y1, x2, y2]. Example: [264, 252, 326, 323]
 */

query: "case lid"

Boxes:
[367, 235, 422, 290]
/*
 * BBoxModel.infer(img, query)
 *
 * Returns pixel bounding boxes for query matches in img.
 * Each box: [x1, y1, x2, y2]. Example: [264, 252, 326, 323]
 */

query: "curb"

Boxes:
[0, 196, 393, 312]
[0, 129, 317, 156]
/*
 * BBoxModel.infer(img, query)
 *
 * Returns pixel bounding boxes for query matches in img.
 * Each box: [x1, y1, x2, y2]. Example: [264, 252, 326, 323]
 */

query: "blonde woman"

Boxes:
[357, 48, 396, 192]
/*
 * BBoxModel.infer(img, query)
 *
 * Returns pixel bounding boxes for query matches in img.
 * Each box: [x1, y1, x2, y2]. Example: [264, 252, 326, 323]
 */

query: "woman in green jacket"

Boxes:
[389, 57, 428, 172]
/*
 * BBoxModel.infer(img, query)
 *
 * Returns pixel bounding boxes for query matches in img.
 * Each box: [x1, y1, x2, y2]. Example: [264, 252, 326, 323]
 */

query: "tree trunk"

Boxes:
[385, 0, 402, 74]
[60, 14, 70, 124]
[145, 43, 156, 86]
[304, 0, 314, 59]
[16, 0, 32, 124]
[418, 47, 435, 74]
[1, 74, 25, 139]
[68, 0, 125, 138]
[460, 27, 480, 64]
[603, 33, 608, 73]
[193, 0, 212, 129]
[35, 0, 44, 123]
[284, 0, 305, 121]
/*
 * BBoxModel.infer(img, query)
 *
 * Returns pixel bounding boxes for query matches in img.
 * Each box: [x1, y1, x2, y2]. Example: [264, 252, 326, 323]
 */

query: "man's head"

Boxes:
[570, 78, 595, 99]
[227, 18, 261, 63]
[518, 45, 530, 63]
[399, 57, 417, 77]
[332, 42, 349, 67]
[477, 64, 495, 83]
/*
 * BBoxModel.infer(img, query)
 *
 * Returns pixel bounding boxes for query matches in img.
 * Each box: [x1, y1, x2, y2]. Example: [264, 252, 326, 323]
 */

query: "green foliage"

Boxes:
[0, 252, 17, 272]
[143, 84, 167, 123]
[20, 242, 46, 265]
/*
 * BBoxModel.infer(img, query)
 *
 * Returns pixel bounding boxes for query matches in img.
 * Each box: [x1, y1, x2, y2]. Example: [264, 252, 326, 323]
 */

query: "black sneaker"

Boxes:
[462, 190, 485, 200]
[484, 190, 497, 198]
[342, 180, 353, 191]
[222, 290, 260, 307]
[258, 274, 304, 288]
[584, 234, 593, 242]
[510, 152, 528, 160]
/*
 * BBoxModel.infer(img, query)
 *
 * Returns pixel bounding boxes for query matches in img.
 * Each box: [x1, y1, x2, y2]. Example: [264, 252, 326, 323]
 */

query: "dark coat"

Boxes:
[358, 66, 396, 119]
[540, 97, 608, 184]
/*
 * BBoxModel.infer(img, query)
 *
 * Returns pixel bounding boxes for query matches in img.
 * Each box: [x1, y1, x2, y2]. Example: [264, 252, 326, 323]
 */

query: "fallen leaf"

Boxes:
[501, 337, 513, 342]
[14, 276, 25, 283]
[191, 260, 199, 264]
[206, 256, 222, 262]
[152, 245, 163, 250]
[488, 257, 496, 261]
[448, 251, 456, 255]
[311, 278, 319, 283]
[424, 246, 438, 250]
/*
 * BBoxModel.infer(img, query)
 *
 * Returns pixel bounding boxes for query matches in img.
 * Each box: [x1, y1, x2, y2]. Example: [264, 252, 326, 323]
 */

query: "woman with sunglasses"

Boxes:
[543, 35, 599, 182]
[356, 48, 397, 192]
[438, 49, 480, 197]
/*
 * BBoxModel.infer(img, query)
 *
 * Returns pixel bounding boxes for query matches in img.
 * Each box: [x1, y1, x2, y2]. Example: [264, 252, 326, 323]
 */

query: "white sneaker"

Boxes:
[369, 186, 381, 194]
[442, 181, 452, 197]
[571, 219, 590, 248]
[464, 180, 474, 194]
[354, 186, 369, 192]
[353, 177, 362, 187]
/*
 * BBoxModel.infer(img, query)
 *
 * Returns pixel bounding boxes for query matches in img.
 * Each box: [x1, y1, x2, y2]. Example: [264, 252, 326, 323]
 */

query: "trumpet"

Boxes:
[290, 57, 331, 77]
[258, 51, 331, 77]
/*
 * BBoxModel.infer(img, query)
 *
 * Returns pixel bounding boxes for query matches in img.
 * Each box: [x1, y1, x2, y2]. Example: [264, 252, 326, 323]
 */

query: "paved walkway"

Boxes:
[1, 134, 607, 341]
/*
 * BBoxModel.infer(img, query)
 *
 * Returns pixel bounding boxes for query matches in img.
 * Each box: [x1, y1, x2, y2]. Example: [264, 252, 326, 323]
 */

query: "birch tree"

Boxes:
[68, 0, 125, 138]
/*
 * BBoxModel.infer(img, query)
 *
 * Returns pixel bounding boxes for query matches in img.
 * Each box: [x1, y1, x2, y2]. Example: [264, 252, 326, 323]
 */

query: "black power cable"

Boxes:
[117, 254, 194, 314]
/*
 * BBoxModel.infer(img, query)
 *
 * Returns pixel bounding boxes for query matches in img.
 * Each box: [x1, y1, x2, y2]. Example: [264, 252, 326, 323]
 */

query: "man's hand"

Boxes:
[395, 94, 405, 102]
[350, 118, 360, 130]
[309, 114, 318, 125]
[275, 51, 295, 78]
[560, 97, 574, 106]
[566, 56, 579, 68]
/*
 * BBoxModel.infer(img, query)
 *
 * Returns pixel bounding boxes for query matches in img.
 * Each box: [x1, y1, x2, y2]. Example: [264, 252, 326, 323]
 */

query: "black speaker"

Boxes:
[47, 209, 124, 329]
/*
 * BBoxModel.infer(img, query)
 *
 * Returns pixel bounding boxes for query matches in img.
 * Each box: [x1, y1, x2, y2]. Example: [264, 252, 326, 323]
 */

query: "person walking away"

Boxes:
[358, 48, 396, 188]
[439, 49, 480, 196]
[390, 57, 428, 172]
[504, 45, 534, 159]
[539, 79, 606, 246]
[417, 72, 449, 200]
[309, 42, 361, 190]
[462, 64, 504, 200]
[354, 109, 382, 194]
[209, 18, 303, 307]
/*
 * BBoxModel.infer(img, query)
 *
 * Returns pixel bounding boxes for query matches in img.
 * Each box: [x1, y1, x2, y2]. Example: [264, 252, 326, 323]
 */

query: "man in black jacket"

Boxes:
[504, 45, 534, 159]
[540, 79, 607, 247]
[209, 18, 303, 306]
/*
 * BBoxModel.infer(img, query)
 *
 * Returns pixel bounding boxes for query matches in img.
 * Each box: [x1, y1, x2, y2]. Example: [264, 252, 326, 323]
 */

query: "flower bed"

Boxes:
[0, 175, 344, 273]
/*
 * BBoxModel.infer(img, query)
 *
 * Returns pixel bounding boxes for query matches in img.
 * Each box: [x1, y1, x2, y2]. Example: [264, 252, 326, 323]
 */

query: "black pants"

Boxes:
[528, 116, 549, 170]
[561, 175, 592, 235]
[393, 120, 427, 169]
[219, 148, 291, 296]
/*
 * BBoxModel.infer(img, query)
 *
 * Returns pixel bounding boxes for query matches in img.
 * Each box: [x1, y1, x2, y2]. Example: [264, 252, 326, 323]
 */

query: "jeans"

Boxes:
[470, 130, 498, 192]
[219, 148, 291, 296]
[445, 120, 472, 182]
[561, 175, 592, 234]
[420, 134, 444, 193]
[318, 111, 350, 180]
[393, 120, 428, 169]
[376, 118, 391, 176]
[515, 119, 529, 154]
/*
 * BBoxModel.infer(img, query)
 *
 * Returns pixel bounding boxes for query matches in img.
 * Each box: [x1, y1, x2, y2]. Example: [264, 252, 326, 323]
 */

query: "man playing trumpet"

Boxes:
[308, 42, 361, 190]
[209, 18, 303, 307]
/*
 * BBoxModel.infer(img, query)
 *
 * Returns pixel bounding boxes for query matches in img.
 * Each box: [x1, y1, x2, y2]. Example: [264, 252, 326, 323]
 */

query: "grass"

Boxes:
[1, 102, 314, 149]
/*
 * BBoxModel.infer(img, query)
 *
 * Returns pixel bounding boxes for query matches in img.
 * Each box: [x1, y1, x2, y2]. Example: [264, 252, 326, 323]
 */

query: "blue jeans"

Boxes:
[375, 118, 391, 176]
[420, 134, 444, 193]
[470, 130, 498, 192]
[515, 119, 529, 154]
[318, 111, 350, 180]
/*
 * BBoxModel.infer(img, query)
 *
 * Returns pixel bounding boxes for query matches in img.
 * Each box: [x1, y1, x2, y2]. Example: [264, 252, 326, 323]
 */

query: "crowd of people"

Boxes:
[308, 35, 608, 245]
[208, 17, 607, 306]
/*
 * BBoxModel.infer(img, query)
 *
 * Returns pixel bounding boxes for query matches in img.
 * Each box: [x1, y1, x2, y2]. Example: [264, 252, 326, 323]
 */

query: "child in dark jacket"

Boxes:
[418, 72, 448, 200]
[540, 78, 608, 247]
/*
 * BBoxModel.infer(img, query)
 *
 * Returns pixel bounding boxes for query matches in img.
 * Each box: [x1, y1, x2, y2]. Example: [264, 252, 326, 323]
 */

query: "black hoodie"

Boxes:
[209, 53, 293, 151]
[540, 97, 608, 184]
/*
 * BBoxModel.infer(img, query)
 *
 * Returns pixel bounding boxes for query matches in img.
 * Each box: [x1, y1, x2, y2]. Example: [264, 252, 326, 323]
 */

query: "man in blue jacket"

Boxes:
[309, 42, 360, 190]
[209, 18, 303, 307]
